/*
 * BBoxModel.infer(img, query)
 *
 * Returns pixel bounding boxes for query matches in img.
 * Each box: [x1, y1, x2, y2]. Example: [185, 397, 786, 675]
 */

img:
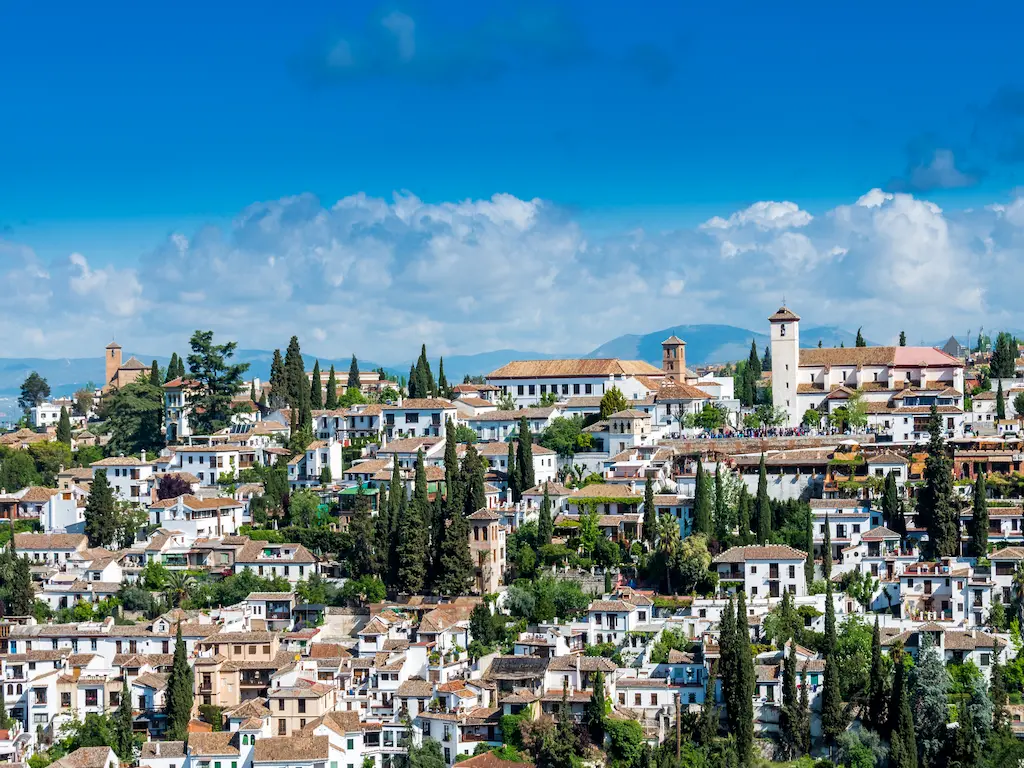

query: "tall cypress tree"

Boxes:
[737, 487, 753, 545]
[516, 416, 535, 490]
[325, 365, 338, 409]
[166, 623, 193, 740]
[822, 511, 832, 581]
[349, 486, 377, 578]
[734, 591, 754, 766]
[507, 440, 520, 503]
[643, 476, 657, 547]
[348, 355, 360, 390]
[437, 358, 450, 399]
[84, 470, 117, 548]
[166, 352, 180, 383]
[899, 331, 907, 347]
[888, 649, 918, 768]
[407, 363, 419, 398]
[284, 336, 304, 407]
[397, 450, 429, 593]
[584, 669, 607, 745]
[821, 581, 844, 752]
[719, 595, 738, 733]
[112, 679, 135, 759]
[693, 459, 712, 536]
[713, 463, 728, 542]
[309, 360, 322, 409]
[804, 505, 815, 585]
[748, 339, 762, 379]
[919, 403, 958, 558]
[755, 453, 771, 544]
[796, 662, 811, 755]
[882, 470, 901, 533]
[867, 616, 885, 731]
[538, 482, 553, 546]
[780, 646, 799, 759]
[855, 327, 866, 347]
[971, 470, 989, 558]
[374, 487, 393, 585]
[462, 446, 486, 515]
[56, 406, 72, 445]
[269, 348, 287, 406]
[10, 544, 33, 617]
[997, 379, 1006, 420]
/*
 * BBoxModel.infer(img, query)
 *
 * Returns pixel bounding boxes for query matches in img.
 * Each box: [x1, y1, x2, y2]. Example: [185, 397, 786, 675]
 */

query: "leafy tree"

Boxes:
[599, 386, 628, 418]
[166, 623, 194, 740]
[407, 738, 446, 768]
[910, 633, 950, 768]
[348, 355, 360, 390]
[73, 386, 95, 418]
[899, 331, 907, 347]
[114, 501, 148, 549]
[157, 473, 192, 500]
[991, 331, 1017, 378]
[755, 453, 771, 544]
[18, 371, 50, 412]
[309, 360, 322, 409]
[56, 406, 72, 445]
[84, 470, 117, 548]
[802, 407, 822, 428]
[0, 450, 39, 492]
[538, 415, 591, 458]
[164, 570, 195, 608]
[338, 574, 387, 604]
[693, 459, 712, 536]
[537, 482, 553, 546]
[187, 330, 250, 432]
[1014, 391, 1024, 420]
[997, 379, 1006, 420]
[289, 489, 322, 529]
[855, 327, 866, 347]
[918, 403, 959, 558]
[104, 379, 164, 455]
[516, 418, 535, 490]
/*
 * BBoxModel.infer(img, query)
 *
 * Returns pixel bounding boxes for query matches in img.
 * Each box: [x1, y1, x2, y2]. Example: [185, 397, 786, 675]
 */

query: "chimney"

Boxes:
[140, 450, 146, 463]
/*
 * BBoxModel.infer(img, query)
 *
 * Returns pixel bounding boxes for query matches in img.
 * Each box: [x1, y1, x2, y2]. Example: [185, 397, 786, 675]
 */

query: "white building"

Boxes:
[382, 399, 459, 440]
[486, 359, 667, 408]
[148, 495, 244, 538]
[162, 378, 200, 443]
[90, 455, 156, 505]
[465, 407, 561, 443]
[712, 545, 808, 598]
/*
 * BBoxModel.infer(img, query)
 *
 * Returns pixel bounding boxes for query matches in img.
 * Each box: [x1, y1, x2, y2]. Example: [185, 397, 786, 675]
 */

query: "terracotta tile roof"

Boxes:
[50, 747, 117, 768]
[466, 407, 558, 422]
[396, 679, 435, 697]
[861, 526, 902, 541]
[989, 546, 1024, 560]
[149, 494, 242, 510]
[14, 533, 87, 550]
[476, 440, 554, 456]
[384, 399, 456, 410]
[91, 456, 152, 466]
[769, 306, 800, 322]
[187, 731, 239, 757]
[236, 540, 317, 564]
[523, 481, 571, 496]
[866, 452, 910, 465]
[588, 600, 636, 612]
[18, 485, 58, 502]
[141, 741, 186, 759]
[487, 359, 664, 379]
[456, 753, 534, 768]
[608, 409, 652, 419]
[133, 672, 169, 690]
[712, 545, 807, 563]
[655, 384, 713, 401]
[548, 655, 617, 672]
[569, 484, 642, 500]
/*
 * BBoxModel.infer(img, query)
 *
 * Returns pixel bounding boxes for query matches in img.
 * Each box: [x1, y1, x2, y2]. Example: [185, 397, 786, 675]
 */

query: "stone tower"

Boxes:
[105, 341, 122, 391]
[768, 306, 800, 427]
[661, 336, 687, 382]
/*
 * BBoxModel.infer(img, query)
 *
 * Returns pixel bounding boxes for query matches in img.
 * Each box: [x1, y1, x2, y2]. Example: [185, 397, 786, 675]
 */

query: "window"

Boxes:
[279, 719, 287, 735]
[981, 653, 991, 667]
[649, 693, 657, 705]
[585, 384, 592, 394]
[780, 324, 786, 336]
[528, 385, 535, 396]
[110, 691, 120, 707]
[85, 689, 98, 706]
[517, 386, 524, 396]
[347, 739, 354, 751]
[444, 750, 451, 765]
[33, 688, 47, 705]
[618, 693, 625, 705]
[573, 384, 580, 394]
[298, 699, 306, 713]
[634, 693, 641, 705]
[61, 692, 71, 707]
[278, 699, 285, 711]
[788, 565, 795, 579]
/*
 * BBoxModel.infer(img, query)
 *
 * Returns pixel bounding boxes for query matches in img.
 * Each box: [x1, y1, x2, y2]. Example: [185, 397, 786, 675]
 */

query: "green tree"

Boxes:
[166, 623, 194, 740]
[309, 360, 322, 409]
[0, 683, 10, 730]
[997, 379, 1006, 420]
[84, 470, 117, 548]
[909, 633, 950, 768]
[112, 679, 136, 759]
[516, 418, 535, 491]
[348, 355, 360, 390]
[867, 616, 886, 731]
[507, 440, 520, 503]
[918, 403, 959, 558]
[821, 581, 845, 752]
[166, 352, 181, 383]
[437, 357, 450, 399]
[396, 451, 429, 593]
[149, 359, 162, 387]
[537, 482, 553, 546]
[407, 738, 446, 768]
[762, 344, 772, 372]
[719, 595, 738, 734]
[802, 407, 822, 428]
[755, 453, 771, 544]
[713, 463, 729, 543]
[804, 505, 815, 585]
[599, 386, 628, 418]
[693, 458, 712, 536]
[971, 470, 989, 558]
[325, 365, 338, 409]
[734, 591, 755, 766]
[991, 332, 1017, 378]
[643, 476, 657, 547]
[104, 379, 164, 455]
[748, 338, 762, 379]
[780, 646, 801, 759]
[855, 327, 866, 347]
[347, 487, 377, 578]
[462, 445, 486, 515]
[187, 330, 250, 432]
[899, 331, 907, 347]
[269, 348, 287, 407]
[18, 371, 50, 412]
[584, 669, 608, 744]
[8, 539, 34, 616]
[823, 510, 833, 580]
[737, 486, 753, 545]
[283, 336, 305, 406]
[56, 406, 72, 445]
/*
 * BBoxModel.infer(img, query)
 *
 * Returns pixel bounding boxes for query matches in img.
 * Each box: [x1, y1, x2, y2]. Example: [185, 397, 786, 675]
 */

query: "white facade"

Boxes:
[712, 545, 808, 598]
[90, 456, 156, 505]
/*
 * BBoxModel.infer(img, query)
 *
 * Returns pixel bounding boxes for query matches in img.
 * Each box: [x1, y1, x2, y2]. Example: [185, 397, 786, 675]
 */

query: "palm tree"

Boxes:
[164, 571, 195, 608]
[657, 512, 682, 595]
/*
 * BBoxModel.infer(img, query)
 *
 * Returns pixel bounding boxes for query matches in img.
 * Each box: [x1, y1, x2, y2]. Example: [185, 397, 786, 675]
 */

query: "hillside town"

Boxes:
[3, 306, 1024, 768]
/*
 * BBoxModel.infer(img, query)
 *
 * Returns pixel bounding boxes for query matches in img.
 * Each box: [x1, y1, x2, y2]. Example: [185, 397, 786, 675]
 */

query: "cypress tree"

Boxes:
[437, 358, 449, 399]
[855, 327, 866, 347]
[971, 470, 989, 558]
[374, 487, 393, 585]
[437, 496, 474, 596]
[284, 335, 304, 406]
[269, 348, 287, 406]
[407, 363, 418, 398]
[888, 650, 918, 768]
[804, 505, 815, 585]
[909, 633, 950, 768]
[882, 470, 901, 533]
[10, 545, 33, 617]
[166, 352, 180, 383]
[584, 669, 607, 745]
[462, 446, 486, 515]
[150, 360, 161, 387]
[821, 581, 844, 752]
[112, 679, 135, 759]
[309, 360, 322, 409]
[348, 355, 360, 390]
[56, 406, 72, 445]
[507, 440, 520, 503]
[761, 344, 772, 372]
[84, 470, 117, 548]
[713, 463, 728, 542]
[538, 482, 553, 546]
[516, 416, 535, 490]
[991, 640, 1008, 731]
[644, 476, 657, 547]
[693, 458, 712, 536]
[166, 623, 194, 740]
[748, 339, 762, 379]
[734, 591, 755, 766]
[397, 450, 429, 594]
[737, 487, 753, 546]
[919, 403, 958, 558]
[780, 647, 799, 758]
[796, 662, 811, 755]
[325, 365, 338, 409]
[997, 379, 1006, 420]
[719, 595, 738, 733]
[867, 616, 885, 731]
[348, 487, 377, 578]
[899, 331, 907, 347]
[755, 453, 771, 544]
[822, 511, 832, 581]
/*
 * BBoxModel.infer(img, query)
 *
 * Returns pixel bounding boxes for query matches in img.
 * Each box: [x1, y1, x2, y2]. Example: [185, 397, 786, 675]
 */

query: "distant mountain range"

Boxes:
[0, 324, 873, 400]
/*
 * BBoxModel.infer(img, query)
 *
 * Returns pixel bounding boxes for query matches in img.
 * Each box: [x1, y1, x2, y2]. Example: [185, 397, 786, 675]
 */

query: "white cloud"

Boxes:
[5, 187, 1024, 359]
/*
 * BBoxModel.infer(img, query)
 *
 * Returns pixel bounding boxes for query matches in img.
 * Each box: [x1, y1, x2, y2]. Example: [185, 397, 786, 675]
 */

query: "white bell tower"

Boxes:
[769, 306, 801, 427]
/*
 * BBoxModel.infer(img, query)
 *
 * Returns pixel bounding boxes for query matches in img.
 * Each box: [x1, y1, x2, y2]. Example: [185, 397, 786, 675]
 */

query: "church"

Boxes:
[103, 341, 149, 393]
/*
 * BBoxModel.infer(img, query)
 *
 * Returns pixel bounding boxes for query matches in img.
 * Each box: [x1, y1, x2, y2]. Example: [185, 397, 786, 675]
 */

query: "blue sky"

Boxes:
[3, 2, 1024, 358]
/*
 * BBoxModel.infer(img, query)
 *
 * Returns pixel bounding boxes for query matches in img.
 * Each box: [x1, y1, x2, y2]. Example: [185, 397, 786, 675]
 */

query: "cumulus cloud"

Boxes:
[4, 187, 1024, 359]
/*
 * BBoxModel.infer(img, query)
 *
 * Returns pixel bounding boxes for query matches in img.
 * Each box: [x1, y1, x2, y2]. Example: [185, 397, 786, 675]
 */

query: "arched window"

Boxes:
[780, 324, 787, 337]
